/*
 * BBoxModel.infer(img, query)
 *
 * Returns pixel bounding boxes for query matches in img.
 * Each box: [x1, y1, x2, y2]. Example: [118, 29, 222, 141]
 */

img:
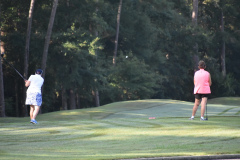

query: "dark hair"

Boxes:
[198, 60, 206, 69]
[35, 69, 43, 75]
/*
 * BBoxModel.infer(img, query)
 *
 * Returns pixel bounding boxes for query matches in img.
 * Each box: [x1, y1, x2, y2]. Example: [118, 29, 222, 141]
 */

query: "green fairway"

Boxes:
[0, 98, 240, 160]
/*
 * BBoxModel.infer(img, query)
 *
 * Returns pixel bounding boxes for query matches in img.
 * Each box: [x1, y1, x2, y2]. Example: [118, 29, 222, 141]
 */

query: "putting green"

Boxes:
[102, 98, 240, 119]
[0, 98, 239, 160]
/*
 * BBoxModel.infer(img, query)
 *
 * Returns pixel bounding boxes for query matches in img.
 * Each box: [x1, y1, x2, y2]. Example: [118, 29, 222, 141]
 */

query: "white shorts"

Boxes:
[25, 92, 42, 106]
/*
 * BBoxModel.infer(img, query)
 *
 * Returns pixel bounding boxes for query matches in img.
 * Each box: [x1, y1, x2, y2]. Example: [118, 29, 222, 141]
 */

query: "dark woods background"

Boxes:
[0, 0, 239, 117]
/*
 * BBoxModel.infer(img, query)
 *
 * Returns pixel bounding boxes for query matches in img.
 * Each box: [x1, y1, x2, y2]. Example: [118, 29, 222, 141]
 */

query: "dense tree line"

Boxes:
[0, 0, 239, 117]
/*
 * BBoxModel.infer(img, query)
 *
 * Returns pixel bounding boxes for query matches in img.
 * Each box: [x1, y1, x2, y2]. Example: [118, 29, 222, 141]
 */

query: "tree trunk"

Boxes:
[69, 89, 76, 110]
[22, 0, 36, 117]
[94, 88, 100, 107]
[192, 0, 199, 71]
[220, 10, 226, 77]
[192, 0, 198, 26]
[92, 0, 100, 107]
[66, 0, 69, 7]
[0, 56, 4, 117]
[0, 2, 5, 117]
[0, 24, 5, 117]
[76, 93, 81, 109]
[24, 0, 35, 80]
[41, 0, 58, 78]
[92, 89, 100, 107]
[15, 79, 20, 116]
[113, 0, 122, 65]
[61, 86, 68, 110]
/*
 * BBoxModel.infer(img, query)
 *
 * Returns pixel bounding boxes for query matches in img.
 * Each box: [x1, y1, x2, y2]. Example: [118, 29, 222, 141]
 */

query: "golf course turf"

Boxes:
[0, 98, 239, 160]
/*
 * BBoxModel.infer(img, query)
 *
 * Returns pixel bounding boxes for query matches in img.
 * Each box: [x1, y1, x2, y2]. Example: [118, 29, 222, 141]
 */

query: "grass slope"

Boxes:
[0, 98, 240, 160]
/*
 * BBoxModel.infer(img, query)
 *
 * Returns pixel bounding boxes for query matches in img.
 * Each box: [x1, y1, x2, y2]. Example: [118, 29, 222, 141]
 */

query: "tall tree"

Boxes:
[0, 5, 5, 117]
[220, 9, 226, 77]
[0, 49, 5, 117]
[69, 89, 76, 109]
[24, 0, 35, 79]
[22, 0, 36, 117]
[113, 0, 122, 65]
[192, 0, 199, 71]
[93, 0, 100, 107]
[41, 0, 58, 78]
[61, 87, 67, 110]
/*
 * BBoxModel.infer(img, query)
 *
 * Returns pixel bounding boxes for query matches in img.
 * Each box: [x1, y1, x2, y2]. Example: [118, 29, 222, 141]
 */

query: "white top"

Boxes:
[27, 74, 44, 93]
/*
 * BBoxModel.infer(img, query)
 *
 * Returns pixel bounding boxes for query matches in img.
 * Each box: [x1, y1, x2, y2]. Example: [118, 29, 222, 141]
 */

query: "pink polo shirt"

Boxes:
[194, 69, 211, 94]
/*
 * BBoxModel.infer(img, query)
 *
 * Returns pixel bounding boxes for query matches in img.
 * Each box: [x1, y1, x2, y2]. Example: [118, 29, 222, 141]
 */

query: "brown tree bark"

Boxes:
[220, 10, 226, 77]
[41, 0, 58, 78]
[24, 0, 35, 80]
[15, 79, 19, 116]
[113, 0, 122, 66]
[61, 87, 68, 110]
[93, 0, 100, 107]
[0, 56, 4, 117]
[22, 0, 36, 117]
[192, 0, 199, 72]
[0, 29, 5, 117]
[192, 0, 198, 26]
[0, 4, 5, 117]
[39, 0, 58, 114]
[76, 93, 81, 109]
[69, 89, 76, 110]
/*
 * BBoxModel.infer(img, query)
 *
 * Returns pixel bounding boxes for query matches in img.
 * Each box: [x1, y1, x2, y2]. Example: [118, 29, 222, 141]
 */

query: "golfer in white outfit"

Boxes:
[25, 69, 44, 124]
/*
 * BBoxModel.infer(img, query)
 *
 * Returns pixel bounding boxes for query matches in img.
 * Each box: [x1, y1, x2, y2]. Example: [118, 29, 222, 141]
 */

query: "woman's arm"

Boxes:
[209, 74, 212, 86]
[25, 80, 31, 87]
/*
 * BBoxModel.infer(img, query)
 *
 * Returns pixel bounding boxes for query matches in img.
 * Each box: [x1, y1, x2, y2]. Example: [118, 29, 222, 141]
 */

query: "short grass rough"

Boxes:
[0, 98, 240, 160]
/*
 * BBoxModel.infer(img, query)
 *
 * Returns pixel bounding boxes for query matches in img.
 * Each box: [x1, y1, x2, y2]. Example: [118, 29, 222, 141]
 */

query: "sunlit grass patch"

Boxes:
[208, 97, 240, 106]
[0, 98, 240, 160]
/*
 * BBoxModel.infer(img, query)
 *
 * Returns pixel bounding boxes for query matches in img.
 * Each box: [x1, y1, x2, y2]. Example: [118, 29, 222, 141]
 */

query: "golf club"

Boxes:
[1, 52, 26, 80]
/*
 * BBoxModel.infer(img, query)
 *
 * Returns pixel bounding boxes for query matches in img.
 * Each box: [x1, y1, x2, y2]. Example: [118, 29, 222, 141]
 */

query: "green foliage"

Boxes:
[4, 97, 15, 117]
[212, 73, 239, 97]
[108, 54, 161, 101]
[1, 0, 240, 116]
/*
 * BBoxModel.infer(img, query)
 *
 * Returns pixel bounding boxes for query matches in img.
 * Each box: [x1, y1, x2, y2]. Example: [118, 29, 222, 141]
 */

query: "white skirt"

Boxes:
[25, 92, 42, 106]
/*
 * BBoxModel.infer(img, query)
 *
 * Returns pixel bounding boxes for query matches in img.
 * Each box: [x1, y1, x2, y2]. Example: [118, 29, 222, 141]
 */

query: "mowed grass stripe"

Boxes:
[0, 98, 240, 160]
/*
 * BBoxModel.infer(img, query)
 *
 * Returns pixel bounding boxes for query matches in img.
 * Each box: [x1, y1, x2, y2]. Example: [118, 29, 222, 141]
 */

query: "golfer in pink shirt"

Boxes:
[190, 60, 212, 121]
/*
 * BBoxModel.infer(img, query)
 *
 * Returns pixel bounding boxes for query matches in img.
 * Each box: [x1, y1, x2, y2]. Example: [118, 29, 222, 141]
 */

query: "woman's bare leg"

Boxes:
[191, 98, 200, 117]
[201, 97, 208, 117]
[30, 105, 34, 120]
[32, 106, 40, 120]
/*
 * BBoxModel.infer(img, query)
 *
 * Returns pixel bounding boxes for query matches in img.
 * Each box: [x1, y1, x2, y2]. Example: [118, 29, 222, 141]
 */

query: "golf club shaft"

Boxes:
[2, 57, 26, 80]
[206, 102, 208, 120]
